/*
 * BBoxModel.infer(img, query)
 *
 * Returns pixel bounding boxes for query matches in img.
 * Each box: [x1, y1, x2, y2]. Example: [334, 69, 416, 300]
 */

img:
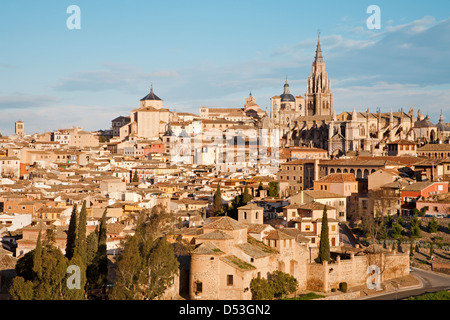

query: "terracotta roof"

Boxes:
[203, 216, 248, 231]
[299, 201, 335, 211]
[196, 230, 233, 240]
[237, 203, 263, 211]
[303, 190, 346, 199]
[316, 173, 357, 183]
[280, 228, 310, 243]
[0, 249, 18, 270]
[403, 181, 442, 192]
[418, 144, 450, 152]
[264, 229, 295, 241]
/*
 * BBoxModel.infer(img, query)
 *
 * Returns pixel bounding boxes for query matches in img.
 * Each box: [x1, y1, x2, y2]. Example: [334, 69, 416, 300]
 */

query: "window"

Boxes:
[195, 281, 203, 294]
[227, 275, 234, 286]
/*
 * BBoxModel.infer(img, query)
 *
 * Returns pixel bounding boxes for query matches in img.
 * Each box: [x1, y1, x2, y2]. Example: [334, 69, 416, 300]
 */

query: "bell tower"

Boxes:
[304, 33, 333, 117]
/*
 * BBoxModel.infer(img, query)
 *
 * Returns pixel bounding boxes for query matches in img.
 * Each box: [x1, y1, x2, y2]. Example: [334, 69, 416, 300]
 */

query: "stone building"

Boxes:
[117, 85, 172, 141]
[199, 92, 267, 122]
[277, 35, 437, 157]
[188, 215, 309, 300]
[182, 212, 410, 300]
[273, 35, 333, 148]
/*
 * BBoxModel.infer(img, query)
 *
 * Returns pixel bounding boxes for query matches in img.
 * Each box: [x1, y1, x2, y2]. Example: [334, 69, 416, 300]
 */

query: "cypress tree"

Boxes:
[66, 204, 78, 260]
[268, 181, 279, 198]
[97, 208, 108, 288]
[33, 230, 43, 279]
[85, 227, 99, 292]
[132, 170, 139, 183]
[212, 184, 223, 215]
[64, 252, 87, 300]
[317, 205, 330, 264]
[75, 200, 88, 264]
[242, 185, 252, 204]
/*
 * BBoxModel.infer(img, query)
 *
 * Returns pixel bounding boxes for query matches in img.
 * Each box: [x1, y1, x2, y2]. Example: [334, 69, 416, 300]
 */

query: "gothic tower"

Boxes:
[304, 33, 333, 117]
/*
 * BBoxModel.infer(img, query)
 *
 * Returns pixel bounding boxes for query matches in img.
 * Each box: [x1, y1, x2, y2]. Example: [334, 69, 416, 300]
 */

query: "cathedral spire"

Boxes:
[315, 32, 323, 62]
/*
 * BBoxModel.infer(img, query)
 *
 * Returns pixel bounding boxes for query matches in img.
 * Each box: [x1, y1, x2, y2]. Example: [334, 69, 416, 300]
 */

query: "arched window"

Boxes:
[363, 169, 369, 179]
[357, 169, 362, 179]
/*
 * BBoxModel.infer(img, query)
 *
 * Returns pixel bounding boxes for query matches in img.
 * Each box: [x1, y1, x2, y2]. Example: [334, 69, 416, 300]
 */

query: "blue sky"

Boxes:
[0, 0, 449, 135]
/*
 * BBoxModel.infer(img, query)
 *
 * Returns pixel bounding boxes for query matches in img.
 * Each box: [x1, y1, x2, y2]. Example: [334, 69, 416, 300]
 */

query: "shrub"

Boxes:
[407, 290, 450, 300]
[428, 218, 440, 233]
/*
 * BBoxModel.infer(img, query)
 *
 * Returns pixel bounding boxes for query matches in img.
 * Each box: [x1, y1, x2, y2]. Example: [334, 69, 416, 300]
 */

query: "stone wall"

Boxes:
[433, 262, 450, 275]
[306, 251, 410, 293]
[190, 253, 220, 300]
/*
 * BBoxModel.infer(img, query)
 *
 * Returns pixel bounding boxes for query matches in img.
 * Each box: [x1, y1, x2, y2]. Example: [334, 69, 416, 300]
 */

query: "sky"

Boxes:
[0, 0, 450, 135]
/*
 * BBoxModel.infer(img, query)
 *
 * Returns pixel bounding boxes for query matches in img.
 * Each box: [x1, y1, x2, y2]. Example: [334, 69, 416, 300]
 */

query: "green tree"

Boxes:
[75, 201, 88, 264]
[33, 248, 69, 300]
[428, 217, 440, 233]
[43, 225, 56, 249]
[132, 170, 139, 183]
[9, 277, 34, 300]
[410, 215, 422, 238]
[65, 204, 78, 260]
[63, 252, 87, 300]
[429, 242, 434, 260]
[250, 276, 274, 300]
[143, 236, 179, 300]
[271, 271, 298, 299]
[11, 233, 73, 300]
[85, 227, 99, 291]
[392, 222, 403, 238]
[110, 207, 179, 300]
[212, 184, 223, 216]
[242, 185, 253, 204]
[33, 231, 43, 279]
[380, 223, 388, 239]
[268, 181, 279, 198]
[317, 206, 330, 264]
[109, 235, 144, 300]
[96, 208, 108, 288]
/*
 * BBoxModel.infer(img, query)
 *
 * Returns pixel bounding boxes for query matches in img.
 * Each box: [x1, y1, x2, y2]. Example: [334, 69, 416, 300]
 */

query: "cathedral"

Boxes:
[266, 34, 437, 157]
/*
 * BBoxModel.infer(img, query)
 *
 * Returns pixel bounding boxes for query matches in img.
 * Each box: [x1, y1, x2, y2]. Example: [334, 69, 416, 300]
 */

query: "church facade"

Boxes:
[274, 35, 439, 157]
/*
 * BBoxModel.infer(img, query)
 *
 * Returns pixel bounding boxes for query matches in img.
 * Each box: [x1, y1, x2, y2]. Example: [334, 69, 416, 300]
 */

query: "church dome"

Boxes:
[141, 85, 162, 101]
[281, 93, 295, 102]
[280, 82, 295, 102]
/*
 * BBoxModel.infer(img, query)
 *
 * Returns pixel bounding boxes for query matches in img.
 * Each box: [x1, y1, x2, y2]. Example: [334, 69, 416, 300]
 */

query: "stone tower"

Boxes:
[15, 121, 24, 136]
[304, 33, 333, 117]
